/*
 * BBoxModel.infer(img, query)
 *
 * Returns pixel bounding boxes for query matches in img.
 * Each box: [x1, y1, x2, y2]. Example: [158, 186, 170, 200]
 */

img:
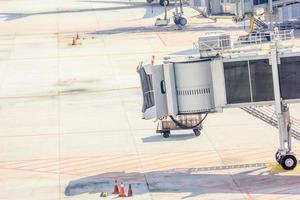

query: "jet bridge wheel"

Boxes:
[280, 154, 297, 170]
[162, 130, 170, 138]
[174, 17, 180, 25]
[159, 0, 169, 6]
[193, 129, 201, 136]
[179, 17, 187, 26]
[174, 17, 187, 26]
[275, 151, 281, 164]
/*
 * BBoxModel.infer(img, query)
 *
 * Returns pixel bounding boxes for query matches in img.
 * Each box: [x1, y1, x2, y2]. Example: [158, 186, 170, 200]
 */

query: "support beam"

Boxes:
[270, 43, 291, 154]
[269, 0, 273, 30]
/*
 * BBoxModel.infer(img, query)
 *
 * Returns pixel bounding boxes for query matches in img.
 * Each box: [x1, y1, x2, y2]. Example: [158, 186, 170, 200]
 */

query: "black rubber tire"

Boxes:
[162, 131, 170, 138]
[193, 129, 201, 136]
[280, 154, 297, 170]
[179, 17, 187, 26]
[159, 0, 169, 6]
[174, 17, 180, 25]
[275, 151, 281, 164]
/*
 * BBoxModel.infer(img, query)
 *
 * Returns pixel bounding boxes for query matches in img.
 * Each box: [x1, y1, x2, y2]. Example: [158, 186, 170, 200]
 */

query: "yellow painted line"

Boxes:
[188, 18, 201, 25]
[265, 162, 300, 173]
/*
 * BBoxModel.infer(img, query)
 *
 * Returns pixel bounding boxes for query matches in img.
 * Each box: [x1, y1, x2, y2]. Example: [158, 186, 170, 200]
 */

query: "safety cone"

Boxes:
[112, 179, 119, 194]
[151, 55, 155, 65]
[118, 182, 126, 197]
[71, 37, 76, 45]
[127, 184, 133, 197]
[76, 33, 80, 40]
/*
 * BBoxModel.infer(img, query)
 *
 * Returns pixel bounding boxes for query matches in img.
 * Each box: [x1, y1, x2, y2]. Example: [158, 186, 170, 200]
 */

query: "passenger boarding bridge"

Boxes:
[137, 30, 300, 170]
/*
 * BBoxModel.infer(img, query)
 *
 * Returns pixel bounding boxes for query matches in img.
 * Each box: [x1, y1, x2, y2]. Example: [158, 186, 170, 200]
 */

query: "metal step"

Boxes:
[254, 17, 268, 30]
[241, 105, 300, 140]
[272, 0, 300, 8]
[254, 0, 300, 9]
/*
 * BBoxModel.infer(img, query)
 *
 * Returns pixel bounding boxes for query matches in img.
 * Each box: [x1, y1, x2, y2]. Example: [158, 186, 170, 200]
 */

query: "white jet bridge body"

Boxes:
[137, 30, 300, 170]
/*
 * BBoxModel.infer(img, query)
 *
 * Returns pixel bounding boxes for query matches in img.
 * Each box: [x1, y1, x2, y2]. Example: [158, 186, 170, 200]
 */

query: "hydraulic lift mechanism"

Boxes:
[137, 30, 300, 170]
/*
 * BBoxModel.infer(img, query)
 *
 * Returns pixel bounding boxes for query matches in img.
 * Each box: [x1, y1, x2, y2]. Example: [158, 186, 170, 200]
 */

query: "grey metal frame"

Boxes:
[270, 42, 293, 157]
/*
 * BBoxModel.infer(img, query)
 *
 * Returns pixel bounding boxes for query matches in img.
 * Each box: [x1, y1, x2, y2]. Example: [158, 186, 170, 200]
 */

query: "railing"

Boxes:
[197, 33, 232, 53]
[196, 29, 296, 53]
[234, 32, 270, 47]
[273, 29, 295, 41]
[198, 38, 231, 51]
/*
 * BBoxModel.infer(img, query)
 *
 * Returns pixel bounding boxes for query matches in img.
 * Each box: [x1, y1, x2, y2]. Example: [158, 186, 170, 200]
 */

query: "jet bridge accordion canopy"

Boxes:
[137, 57, 225, 119]
[137, 54, 300, 120]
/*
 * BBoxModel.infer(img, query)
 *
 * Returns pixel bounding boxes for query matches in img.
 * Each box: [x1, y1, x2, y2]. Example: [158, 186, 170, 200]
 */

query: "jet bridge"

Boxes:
[138, 50, 300, 116]
[137, 31, 300, 170]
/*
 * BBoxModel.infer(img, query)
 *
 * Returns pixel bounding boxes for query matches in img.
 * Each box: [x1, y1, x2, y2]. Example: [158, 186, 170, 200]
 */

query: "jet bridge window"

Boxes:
[250, 59, 274, 102]
[224, 61, 251, 104]
[137, 67, 155, 112]
[224, 59, 274, 104]
[253, 0, 269, 5]
[279, 56, 300, 100]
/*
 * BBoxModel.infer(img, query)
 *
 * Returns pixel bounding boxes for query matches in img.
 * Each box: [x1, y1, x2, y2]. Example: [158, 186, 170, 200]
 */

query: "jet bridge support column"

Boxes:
[270, 43, 297, 170]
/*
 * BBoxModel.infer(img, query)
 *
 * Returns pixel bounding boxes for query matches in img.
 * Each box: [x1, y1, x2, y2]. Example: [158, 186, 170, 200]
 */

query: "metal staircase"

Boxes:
[254, 17, 268, 30]
[254, 0, 300, 9]
[272, 0, 300, 8]
[241, 105, 300, 140]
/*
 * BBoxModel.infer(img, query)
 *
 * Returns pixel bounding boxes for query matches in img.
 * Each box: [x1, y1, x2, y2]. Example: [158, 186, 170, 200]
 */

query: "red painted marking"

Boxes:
[73, 157, 140, 174]
[270, 184, 300, 194]
[246, 192, 254, 200]
[0, 166, 81, 177]
[61, 155, 127, 173]
[139, 151, 210, 171]
[0, 160, 50, 168]
[7, 156, 89, 170]
[29, 157, 92, 170]
[13, 159, 59, 169]
[253, 179, 300, 193]
[0, 128, 153, 138]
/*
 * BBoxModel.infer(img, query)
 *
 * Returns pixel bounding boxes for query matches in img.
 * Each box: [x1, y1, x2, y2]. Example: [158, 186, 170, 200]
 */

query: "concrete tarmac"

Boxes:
[1, 0, 300, 199]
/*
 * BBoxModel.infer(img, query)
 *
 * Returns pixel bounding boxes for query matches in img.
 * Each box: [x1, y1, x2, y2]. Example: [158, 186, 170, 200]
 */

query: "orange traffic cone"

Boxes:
[127, 184, 133, 197]
[112, 179, 119, 194]
[151, 55, 155, 65]
[76, 33, 80, 40]
[118, 182, 126, 197]
[72, 37, 76, 45]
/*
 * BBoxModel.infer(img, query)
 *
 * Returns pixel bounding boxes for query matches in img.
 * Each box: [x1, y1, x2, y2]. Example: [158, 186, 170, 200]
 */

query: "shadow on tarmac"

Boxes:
[0, 0, 167, 21]
[80, 0, 168, 19]
[65, 165, 300, 198]
[142, 132, 197, 143]
[89, 25, 245, 35]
